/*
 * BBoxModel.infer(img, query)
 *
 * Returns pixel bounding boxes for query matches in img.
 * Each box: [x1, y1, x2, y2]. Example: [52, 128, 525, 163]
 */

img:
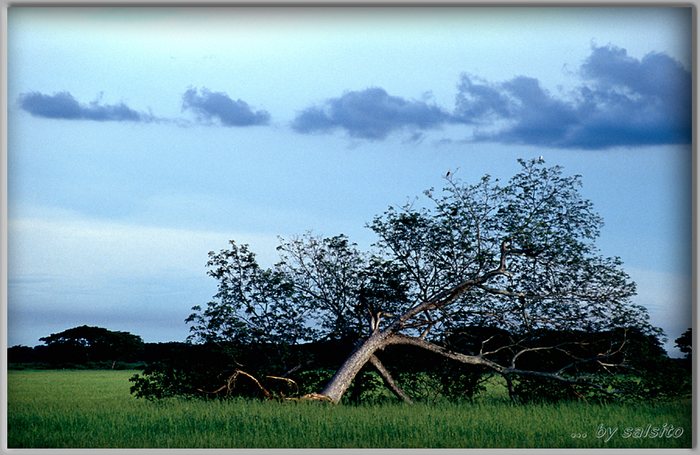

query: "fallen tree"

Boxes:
[144, 159, 662, 403]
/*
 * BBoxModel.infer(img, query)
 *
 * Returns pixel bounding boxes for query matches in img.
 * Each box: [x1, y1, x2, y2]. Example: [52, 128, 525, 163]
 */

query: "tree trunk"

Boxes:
[503, 374, 518, 403]
[320, 331, 389, 404]
[315, 240, 514, 404]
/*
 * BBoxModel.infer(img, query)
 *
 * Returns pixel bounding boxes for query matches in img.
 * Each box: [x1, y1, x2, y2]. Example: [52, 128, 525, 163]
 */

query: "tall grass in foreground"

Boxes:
[8, 370, 692, 448]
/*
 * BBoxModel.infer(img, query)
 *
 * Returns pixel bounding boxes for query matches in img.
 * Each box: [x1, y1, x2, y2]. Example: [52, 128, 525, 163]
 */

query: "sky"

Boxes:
[6, 6, 693, 355]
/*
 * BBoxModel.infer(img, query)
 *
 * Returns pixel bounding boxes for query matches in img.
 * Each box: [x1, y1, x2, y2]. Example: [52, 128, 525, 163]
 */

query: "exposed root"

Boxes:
[235, 369, 272, 399]
[198, 369, 271, 399]
[297, 392, 334, 402]
[197, 384, 228, 395]
[266, 375, 299, 396]
[198, 370, 308, 401]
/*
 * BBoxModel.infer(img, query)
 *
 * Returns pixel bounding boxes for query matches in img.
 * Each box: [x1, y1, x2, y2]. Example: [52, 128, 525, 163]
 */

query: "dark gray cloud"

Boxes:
[18, 91, 149, 122]
[18, 44, 689, 149]
[291, 45, 689, 148]
[454, 75, 513, 122]
[455, 45, 691, 149]
[182, 87, 270, 127]
[292, 87, 452, 140]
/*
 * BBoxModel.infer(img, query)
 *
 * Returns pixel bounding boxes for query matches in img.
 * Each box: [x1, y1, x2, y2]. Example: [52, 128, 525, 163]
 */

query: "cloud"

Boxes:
[7, 212, 283, 345]
[454, 45, 691, 149]
[181, 87, 270, 126]
[290, 45, 689, 148]
[18, 91, 151, 122]
[574, 45, 692, 147]
[9, 213, 282, 279]
[292, 87, 452, 140]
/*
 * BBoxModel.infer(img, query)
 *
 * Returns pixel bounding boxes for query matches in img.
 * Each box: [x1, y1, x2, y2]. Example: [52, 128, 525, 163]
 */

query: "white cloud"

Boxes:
[7, 211, 283, 345]
[9, 212, 281, 280]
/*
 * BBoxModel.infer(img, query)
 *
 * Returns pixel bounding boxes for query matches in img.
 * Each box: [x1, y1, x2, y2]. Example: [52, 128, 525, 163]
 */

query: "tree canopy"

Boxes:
[39, 325, 144, 364]
[675, 328, 692, 359]
[181, 158, 660, 403]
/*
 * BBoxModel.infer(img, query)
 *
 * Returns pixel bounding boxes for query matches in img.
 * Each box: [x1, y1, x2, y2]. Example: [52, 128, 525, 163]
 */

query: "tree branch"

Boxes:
[477, 284, 535, 299]
[386, 333, 503, 371]
[386, 333, 614, 394]
[368, 354, 413, 404]
[388, 238, 514, 332]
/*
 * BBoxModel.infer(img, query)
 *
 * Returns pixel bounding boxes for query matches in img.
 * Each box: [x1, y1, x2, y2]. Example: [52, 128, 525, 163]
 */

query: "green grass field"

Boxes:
[7, 369, 692, 448]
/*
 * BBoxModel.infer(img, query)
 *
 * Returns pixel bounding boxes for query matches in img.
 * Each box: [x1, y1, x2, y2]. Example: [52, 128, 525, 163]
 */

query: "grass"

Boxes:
[7, 369, 692, 448]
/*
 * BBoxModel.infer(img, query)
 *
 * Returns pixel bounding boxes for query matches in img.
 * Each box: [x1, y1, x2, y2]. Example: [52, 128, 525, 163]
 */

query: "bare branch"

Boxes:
[510, 345, 564, 368]
[387, 333, 615, 395]
[388, 238, 514, 332]
[265, 375, 299, 396]
[198, 369, 272, 399]
[477, 284, 533, 299]
[386, 333, 503, 371]
[419, 323, 435, 340]
[368, 354, 413, 404]
[479, 335, 498, 355]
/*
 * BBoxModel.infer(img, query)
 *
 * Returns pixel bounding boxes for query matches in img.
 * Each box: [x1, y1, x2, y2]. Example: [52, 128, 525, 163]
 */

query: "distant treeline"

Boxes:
[8, 340, 190, 369]
[8, 325, 692, 372]
[8, 337, 356, 370]
[8, 325, 692, 404]
[7, 325, 368, 370]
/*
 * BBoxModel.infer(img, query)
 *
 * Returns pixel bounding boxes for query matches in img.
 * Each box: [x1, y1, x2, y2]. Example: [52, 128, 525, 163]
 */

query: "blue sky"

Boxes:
[7, 6, 693, 355]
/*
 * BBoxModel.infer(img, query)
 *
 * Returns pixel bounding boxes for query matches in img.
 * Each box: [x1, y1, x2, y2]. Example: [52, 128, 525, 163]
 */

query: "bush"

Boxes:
[295, 368, 335, 396]
[129, 343, 244, 400]
[510, 377, 583, 403]
[345, 370, 394, 404]
[510, 360, 692, 404]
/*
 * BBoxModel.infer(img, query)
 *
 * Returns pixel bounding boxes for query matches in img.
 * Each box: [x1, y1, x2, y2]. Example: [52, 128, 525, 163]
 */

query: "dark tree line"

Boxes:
[9, 326, 195, 369]
[9, 324, 691, 402]
[127, 326, 689, 403]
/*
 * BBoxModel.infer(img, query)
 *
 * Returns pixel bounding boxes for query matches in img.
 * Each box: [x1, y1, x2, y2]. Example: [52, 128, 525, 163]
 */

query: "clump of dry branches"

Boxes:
[198, 369, 300, 400]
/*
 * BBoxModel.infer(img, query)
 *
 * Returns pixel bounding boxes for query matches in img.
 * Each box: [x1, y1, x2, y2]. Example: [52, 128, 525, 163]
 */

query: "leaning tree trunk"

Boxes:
[306, 239, 618, 405]
[315, 240, 515, 404]
[319, 331, 390, 404]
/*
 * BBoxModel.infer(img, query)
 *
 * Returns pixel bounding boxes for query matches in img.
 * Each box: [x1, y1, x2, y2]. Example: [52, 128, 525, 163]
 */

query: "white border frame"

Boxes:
[0, 2, 696, 454]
